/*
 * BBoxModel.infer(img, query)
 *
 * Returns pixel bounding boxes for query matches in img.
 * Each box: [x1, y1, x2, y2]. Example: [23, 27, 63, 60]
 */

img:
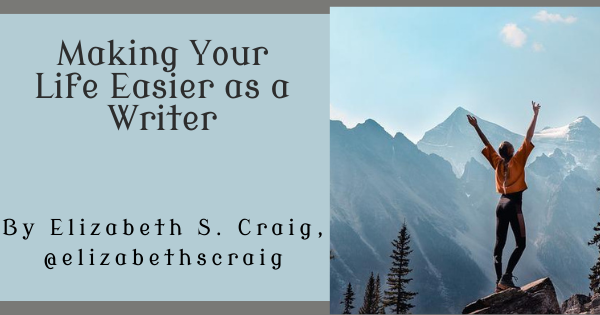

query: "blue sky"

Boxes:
[331, 7, 600, 142]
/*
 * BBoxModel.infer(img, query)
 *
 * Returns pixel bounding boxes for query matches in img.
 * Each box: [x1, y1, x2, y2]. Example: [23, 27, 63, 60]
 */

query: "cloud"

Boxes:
[500, 23, 527, 48]
[532, 42, 545, 52]
[533, 10, 577, 24]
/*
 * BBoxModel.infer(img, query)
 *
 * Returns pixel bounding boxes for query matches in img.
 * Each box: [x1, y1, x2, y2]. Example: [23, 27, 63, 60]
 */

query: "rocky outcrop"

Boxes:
[562, 293, 600, 314]
[462, 278, 561, 314]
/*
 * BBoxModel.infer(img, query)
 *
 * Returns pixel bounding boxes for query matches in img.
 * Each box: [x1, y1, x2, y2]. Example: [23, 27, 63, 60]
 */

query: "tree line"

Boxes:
[339, 221, 417, 314]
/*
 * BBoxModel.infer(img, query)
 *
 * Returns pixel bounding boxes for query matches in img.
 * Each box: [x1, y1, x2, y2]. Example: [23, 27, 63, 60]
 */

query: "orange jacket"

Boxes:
[482, 140, 535, 194]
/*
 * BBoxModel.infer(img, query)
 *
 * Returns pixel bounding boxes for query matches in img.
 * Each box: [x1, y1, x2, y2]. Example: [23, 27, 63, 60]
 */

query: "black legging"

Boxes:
[493, 191, 526, 282]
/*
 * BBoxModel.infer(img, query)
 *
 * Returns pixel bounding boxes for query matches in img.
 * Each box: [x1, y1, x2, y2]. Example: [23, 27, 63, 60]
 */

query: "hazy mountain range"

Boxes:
[417, 107, 600, 176]
[330, 107, 600, 313]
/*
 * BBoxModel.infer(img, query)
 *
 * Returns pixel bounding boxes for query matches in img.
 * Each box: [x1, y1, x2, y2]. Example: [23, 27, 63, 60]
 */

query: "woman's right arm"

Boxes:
[467, 115, 491, 147]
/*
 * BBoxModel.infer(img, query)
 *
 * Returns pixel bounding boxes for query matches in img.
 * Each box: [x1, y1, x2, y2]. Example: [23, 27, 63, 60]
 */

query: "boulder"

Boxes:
[562, 293, 600, 314]
[562, 294, 591, 314]
[462, 278, 561, 314]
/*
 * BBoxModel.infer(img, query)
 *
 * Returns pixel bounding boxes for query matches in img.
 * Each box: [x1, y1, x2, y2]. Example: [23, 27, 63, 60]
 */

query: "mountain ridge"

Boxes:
[330, 108, 600, 313]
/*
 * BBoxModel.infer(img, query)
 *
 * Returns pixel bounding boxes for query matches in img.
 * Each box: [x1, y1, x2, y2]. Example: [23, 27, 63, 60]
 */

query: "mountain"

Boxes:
[534, 116, 600, 170]
[528, 160, 599, 299]
[463, 146, 600, 301]
[417, 108, 600, 177]
[417, 107, 522, 176]
[331, 109, 600, 313]
[330, 119, 488, 314]
[528, 148, 576, 178]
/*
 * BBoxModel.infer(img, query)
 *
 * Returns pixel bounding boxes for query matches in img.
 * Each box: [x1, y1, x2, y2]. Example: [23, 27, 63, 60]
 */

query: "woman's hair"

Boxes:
[499, 141, 513, 192]
[498, 141, 513, 161]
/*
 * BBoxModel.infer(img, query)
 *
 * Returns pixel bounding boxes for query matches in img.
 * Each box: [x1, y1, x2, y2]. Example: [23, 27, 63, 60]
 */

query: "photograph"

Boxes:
[330, 7, 600, 314]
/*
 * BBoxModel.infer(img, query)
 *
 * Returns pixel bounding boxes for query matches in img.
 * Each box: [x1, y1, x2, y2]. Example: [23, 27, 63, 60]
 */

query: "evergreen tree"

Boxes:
[359, 272, 378, 314]
[375, 274, 386, 314]
[588, 209, 600, 294]
[384, 221, 417, 314]
[341, 282, 355, 314]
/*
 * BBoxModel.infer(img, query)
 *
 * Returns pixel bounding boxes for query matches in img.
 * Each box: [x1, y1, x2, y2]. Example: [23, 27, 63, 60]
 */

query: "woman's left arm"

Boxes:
[526, 101, 541, 143]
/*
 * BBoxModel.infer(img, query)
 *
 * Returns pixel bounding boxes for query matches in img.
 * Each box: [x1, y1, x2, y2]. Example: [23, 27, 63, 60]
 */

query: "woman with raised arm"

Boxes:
[467, 101, 541, 292]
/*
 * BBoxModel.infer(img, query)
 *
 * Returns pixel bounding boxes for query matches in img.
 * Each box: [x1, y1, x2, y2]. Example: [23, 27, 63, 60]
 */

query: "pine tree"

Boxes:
[359, 272, 378, 314]
[375, 274, 386, 314]
[384, 221, 417, 314]
[588, 209, 600, 294]
[341, 282, 356, 314]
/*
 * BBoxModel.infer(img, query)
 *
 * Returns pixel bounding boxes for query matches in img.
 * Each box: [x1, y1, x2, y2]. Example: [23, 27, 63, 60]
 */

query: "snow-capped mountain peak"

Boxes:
[331, 112, 600, 314]
[417, 107, 522, 176]
[535, 125, 570, 139]
[417, 109, 600, 175]
[535, 116, 599, 140]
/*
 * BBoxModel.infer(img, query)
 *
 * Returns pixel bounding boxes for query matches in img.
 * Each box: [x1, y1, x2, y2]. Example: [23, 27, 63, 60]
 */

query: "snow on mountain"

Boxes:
[536, 116, 599, 140]
[331, 110, 600, 313]
[417, 107, 522, 176]
[533, 116, 600, 169]
[417, 108, 600, 177]
[536, 125, 570, 139]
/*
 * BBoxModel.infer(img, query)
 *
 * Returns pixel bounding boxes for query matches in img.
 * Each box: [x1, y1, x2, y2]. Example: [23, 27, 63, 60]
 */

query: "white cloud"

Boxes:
[533, 10, 577, 24]
[500, 23, 527, 48]
[532, 42, 545, 52]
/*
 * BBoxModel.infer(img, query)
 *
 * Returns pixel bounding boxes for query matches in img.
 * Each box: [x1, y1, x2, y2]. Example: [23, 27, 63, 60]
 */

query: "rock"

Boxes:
[589, 294, 600, 313]
[562, 293, 600, 314]
[462, 278, 561, 314]
[562, 294, 591, 314]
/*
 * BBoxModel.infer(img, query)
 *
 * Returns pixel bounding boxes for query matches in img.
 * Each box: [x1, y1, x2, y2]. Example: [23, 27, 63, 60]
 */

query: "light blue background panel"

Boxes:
[0, 14, 329, 301]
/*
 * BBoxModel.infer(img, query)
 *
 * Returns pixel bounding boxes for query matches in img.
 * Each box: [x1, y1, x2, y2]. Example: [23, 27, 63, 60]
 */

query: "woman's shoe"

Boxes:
[494, 283, 505, 293]
[498, 273, 521, 290]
